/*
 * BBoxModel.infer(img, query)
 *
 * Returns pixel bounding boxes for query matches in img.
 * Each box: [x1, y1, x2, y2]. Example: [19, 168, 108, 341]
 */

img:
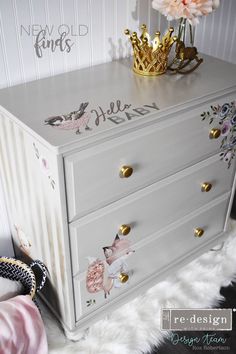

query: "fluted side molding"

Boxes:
[0, 112, 74, 327]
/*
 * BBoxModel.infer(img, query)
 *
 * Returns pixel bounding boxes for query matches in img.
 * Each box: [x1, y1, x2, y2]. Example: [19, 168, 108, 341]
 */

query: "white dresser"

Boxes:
[0, 54, 236, 338]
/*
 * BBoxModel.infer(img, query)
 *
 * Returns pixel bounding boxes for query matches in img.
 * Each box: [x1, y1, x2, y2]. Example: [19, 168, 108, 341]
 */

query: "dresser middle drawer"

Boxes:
[70, 155, 234, 276]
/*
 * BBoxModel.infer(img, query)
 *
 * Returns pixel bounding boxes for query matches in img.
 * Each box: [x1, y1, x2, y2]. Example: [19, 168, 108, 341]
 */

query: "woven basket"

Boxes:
[0, 257, 47, 300]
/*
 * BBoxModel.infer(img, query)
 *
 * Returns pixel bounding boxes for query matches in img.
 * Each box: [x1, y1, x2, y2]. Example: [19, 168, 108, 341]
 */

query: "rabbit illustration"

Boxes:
[86, 235, 134, 297]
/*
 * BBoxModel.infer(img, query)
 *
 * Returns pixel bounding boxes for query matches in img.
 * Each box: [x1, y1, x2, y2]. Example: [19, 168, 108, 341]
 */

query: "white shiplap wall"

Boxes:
[0, 0, 235, 256]
[1, 0, 235, 89]
[195, 0, 236, 64]
[0, 0, 153, 88]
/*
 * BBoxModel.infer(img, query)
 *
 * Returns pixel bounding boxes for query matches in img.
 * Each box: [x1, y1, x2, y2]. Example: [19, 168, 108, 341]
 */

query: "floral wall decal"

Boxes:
[201, 101, 236, 168]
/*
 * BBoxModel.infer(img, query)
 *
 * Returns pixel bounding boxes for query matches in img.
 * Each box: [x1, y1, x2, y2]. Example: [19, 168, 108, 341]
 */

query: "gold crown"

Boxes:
[124, 24, 177, 76]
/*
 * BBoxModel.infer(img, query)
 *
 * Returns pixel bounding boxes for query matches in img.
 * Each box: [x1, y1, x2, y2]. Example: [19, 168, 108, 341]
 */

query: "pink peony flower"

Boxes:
[152, 0, 220, 24]
[152, 0, 186, 21]
[86, 260, 105, 293]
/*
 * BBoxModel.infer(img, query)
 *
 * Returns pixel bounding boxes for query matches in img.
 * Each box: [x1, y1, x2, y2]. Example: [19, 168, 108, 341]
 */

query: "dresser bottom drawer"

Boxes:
[73, 195, 230, 321]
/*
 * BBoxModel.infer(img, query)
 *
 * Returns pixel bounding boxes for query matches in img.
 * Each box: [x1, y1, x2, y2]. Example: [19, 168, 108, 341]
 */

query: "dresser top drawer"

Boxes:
[0, 55, 235, 153]
[65, 93, 235, 220]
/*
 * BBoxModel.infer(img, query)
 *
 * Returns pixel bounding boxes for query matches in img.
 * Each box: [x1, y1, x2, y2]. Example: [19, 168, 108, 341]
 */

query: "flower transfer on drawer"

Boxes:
[86, 235, 134, 298]
[201, 101, 236, 168]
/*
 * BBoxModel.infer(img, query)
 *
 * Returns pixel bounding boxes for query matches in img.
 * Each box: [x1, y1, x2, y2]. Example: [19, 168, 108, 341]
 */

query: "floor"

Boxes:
[151, 282, 236, 354]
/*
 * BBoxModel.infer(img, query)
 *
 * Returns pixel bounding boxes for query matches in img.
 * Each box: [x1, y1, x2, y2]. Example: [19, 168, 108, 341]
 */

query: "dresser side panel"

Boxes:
[0, 110, 75, 329]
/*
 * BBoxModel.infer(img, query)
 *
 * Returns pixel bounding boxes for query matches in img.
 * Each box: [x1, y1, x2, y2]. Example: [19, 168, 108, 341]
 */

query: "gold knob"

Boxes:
[201, 182, 212, 192]
[119, 272, 129, 283]
[209, 128, 221, 139]
[119, 224, 131, 236]
[194, 228, 204, 237]
[120, 165, 133, 178]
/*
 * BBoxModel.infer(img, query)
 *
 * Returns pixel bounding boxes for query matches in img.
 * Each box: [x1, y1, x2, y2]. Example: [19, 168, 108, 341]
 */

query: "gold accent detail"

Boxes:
[124, 24, 177, 76]
[194, 228, 204, 238]
[120, 165, 133, 178]
[119, 224, 131, 236]
[119, 272, 129, 283]
[0, 257, 36, 299]
[209, 128, 221, 139]
[201, 182, 212, 192]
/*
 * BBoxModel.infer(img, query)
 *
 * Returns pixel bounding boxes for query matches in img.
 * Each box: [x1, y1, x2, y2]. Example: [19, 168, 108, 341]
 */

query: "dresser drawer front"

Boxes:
[65, 98, 230, 221]
[69, 156, 234, 276]
[74, 196, 229, 320]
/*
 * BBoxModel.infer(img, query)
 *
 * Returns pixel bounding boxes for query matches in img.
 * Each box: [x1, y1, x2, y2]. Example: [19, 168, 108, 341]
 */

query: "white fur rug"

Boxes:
[43, 223, 236, 354]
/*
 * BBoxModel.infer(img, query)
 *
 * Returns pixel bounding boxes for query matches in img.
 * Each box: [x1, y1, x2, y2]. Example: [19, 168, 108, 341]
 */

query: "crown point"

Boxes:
[124, 29, 130, 35]
[155, 31, 160, 35]
[169, 27, 174, 32]
[141, 24, 146, 29]
[173, 36, 178, 41]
